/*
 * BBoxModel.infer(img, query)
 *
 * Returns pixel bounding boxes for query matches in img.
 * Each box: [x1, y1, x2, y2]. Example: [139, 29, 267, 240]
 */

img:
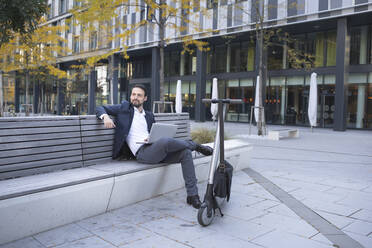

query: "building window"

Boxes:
[350, 26, 369, 65]
[59, 0, 66, 14]
[287, 0, 305, 17]
[268, 0, 278, 20]
[326, 31, 336, 66]
[73, 36, 80, 53]
[90, 31, 97, 50]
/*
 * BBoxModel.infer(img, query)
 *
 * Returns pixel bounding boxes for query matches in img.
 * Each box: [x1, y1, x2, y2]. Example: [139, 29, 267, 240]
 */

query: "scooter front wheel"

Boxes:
[197, 205, 215, 226]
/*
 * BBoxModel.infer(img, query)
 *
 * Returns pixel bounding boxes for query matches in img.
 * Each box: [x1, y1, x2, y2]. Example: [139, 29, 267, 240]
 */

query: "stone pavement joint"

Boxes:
[243, 167, 366, 248]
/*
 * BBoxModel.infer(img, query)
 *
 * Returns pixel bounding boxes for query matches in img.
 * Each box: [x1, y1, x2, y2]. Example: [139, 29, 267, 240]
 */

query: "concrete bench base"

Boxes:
[268, 129, 299, 140]
[0, 139, 251, 245]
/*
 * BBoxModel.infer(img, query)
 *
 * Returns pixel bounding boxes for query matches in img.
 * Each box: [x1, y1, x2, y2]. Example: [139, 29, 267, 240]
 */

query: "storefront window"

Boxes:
[96, 65, 110, 107]
[1, 73, 16, 116]
[268, 77, 286, 124]
[348, 73, 368, 128]
[268, 37, 284, 70]
[350, 26, 369, 65]
[215, 44, 227, 73]
[64, 69, 88, 115]
[326, 31, 337, 66]
[241, 41, 255, 71]
[286, 76, 305, 125]
[366, 73, 372, 128]
[226, 79, 240, 121]
[240, 78, 254, 122]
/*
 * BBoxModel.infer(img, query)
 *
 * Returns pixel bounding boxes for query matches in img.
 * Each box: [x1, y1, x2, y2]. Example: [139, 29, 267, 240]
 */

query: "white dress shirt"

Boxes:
[126, 107, 149, 155]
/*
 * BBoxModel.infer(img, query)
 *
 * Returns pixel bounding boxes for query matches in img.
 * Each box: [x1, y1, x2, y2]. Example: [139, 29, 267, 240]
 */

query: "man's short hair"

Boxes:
[131, 84, 147, 96]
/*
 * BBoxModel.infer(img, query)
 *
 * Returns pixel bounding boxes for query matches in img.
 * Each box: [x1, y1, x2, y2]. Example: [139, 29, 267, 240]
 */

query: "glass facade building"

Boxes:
[2, 0, 372, 131]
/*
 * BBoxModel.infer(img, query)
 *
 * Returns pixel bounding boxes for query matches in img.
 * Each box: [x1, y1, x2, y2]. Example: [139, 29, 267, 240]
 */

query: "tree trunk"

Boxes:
[158, 0, 166, 112]
[25, 70, 30, 116]
[0, 71, 3, 117]
[257, 1, 265, 136]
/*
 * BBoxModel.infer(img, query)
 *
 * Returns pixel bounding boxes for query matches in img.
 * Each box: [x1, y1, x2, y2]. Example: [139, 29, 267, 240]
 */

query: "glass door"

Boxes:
[321, 93, 335, 128]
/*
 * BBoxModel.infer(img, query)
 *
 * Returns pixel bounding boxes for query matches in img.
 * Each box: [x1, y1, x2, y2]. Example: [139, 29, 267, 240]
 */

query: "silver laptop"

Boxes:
[136, 123, 178, 144]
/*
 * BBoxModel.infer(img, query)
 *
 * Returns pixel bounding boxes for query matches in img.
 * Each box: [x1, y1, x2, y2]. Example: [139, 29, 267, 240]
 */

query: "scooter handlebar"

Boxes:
[202, 98, 243, 104]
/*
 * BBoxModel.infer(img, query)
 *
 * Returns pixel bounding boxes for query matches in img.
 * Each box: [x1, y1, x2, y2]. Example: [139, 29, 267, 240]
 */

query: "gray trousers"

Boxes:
[136, 138, 198, 196]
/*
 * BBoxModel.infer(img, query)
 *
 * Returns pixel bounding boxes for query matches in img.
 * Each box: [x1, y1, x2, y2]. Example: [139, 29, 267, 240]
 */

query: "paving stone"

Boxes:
[76, 212, 128, 231]
[266, 203, 301, 219]
[33, 224, 92, 247]
[303, 199, 361, 217]
[0, 237, 45, 248]
[207, 215, 275, 241]
[249, 199, 281, 211]
[343, 231, 372, 248]
[251, 230, 332, 248]
[111, 202, 169, 225]
[290, 189, 346, 204]
[351, 209, 372, 223]
[316, 211, 355, 229]
[189, 232, 262, 248]
[90, 223, 152, 246]
[118, 234, 189, 248]
[250, 213, 319, 238]
[310, 233, 333, 246]
[342, 220, 372, 236]
[139, 216, 215, 244]
[336, 195, 372, 211]
[54, 236, 116, 248]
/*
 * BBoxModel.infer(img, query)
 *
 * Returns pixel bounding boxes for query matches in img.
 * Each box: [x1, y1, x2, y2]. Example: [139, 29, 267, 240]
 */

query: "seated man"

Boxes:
[96, 84, 213, 209]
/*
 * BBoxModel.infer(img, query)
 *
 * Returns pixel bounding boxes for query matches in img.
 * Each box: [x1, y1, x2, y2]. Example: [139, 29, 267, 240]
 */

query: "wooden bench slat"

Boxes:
[0, 162, 83, 180]
[0, 138, 82, 151]
[81, 135, 114, 143]
[81, 140, 113, 149]
[82, 146, 112, 155]
[83, 152, 112, 161]
[81, 129, 115, 136]
[0, 120, 80, 129]
[0, 132, 81, 143]
[0, 126, 81, 136]
[0, 144, 82, 158]
[0, 155, 83, 173]
[0, 150, 83, 166]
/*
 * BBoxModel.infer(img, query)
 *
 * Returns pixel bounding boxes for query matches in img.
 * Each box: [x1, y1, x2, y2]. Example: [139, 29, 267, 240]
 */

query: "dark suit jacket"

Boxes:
[96, 101, 155, 159]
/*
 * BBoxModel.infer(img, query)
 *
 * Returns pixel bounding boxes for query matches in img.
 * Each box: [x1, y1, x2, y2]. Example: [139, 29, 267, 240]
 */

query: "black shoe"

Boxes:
[186, 195, 201, 209]
[195, 144, 213, 156]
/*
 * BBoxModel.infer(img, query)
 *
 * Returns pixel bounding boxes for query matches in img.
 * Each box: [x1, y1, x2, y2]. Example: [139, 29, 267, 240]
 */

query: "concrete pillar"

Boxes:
[226, 44, 231, 73]
[15, 73, 20, 113]
[151, 47, 160, 103]
[281, 86, 286, 124]
[356, 85, 365, 128]
[111, 54, 119, 104]
[359, 26, 368, 65]
[195, 49, 206, 122]
[180, 53, 185, 76]
[334, 17, 350, 131]
[57, 80, 65, 115]
[88, 69, 97, 115]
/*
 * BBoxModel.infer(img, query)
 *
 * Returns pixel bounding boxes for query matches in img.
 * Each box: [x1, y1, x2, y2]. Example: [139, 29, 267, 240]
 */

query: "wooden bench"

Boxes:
[268, 128, 300, 140]
[0, 113, 190, 180]
[0, 113, 251, 245]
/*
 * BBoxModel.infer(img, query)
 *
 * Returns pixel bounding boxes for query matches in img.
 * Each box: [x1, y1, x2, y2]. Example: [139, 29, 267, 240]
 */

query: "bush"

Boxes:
[191, 127, 229, 144]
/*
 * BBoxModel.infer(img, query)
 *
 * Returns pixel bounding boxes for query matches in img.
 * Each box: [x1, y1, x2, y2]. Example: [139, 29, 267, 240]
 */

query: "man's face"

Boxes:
[130, 87, 147, 108]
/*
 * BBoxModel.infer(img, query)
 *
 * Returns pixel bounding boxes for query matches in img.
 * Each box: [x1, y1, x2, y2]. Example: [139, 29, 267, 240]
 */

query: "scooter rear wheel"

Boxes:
[197, 205, 215, 226]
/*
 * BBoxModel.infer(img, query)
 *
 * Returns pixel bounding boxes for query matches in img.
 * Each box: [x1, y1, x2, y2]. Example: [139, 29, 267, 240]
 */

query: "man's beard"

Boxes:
[131, 100, 142, 108]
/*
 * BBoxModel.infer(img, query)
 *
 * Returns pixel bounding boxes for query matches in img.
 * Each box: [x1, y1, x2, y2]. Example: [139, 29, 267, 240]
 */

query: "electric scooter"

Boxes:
[198, 98, 242, 226]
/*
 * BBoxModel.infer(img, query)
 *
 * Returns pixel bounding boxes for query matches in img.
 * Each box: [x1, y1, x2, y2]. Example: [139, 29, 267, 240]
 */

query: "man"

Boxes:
[96, 84, 213, 209]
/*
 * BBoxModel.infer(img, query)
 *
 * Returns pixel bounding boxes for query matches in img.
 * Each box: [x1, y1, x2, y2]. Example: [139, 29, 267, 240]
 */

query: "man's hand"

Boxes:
[103, 115, 116, 128]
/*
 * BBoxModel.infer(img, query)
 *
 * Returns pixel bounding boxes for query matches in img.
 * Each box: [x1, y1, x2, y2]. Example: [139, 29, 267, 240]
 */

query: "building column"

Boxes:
[88, 69, 97, 115]
[111, 54, 119, 104]
[334, 17, 350, 131]
[195, 49, 206, 122]
[356, 85, 365, 128]
[15, 72, 20, 113]
[57, 79, 65, 115]
[151, 47, 160, 104]
[33, 81, 39, 113]
[180, 53, 185, 76]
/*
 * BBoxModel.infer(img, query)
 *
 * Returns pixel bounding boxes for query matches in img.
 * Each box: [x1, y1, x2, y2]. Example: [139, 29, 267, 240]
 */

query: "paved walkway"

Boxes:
[2, 123, 372, 248]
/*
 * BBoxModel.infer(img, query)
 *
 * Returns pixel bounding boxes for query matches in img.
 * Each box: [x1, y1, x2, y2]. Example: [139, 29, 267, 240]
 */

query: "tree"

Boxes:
[0, 17, 69, 115]
[71, 0, 209, 110]
[232, 1, 314, 135]
[0, 0, 48, 45]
